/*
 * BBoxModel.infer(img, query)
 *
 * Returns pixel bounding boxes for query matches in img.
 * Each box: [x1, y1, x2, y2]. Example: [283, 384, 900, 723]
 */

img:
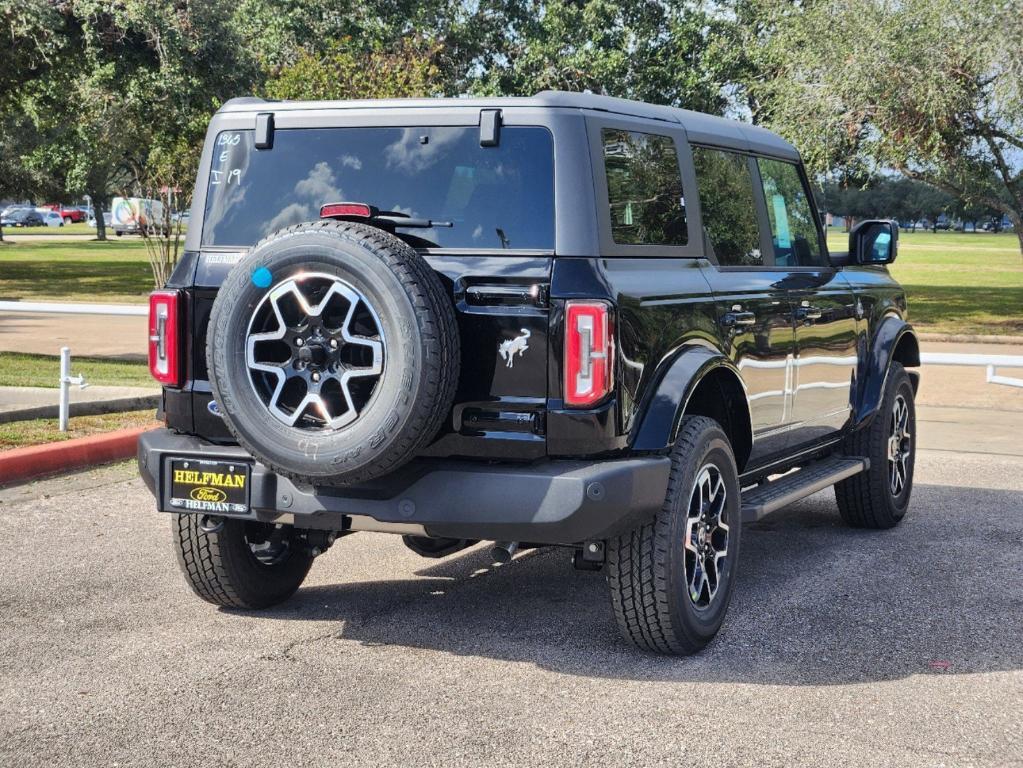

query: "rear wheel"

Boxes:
[172, 515, 314, 609]
[835, 362, 916, 528]
[606, 416, 742, 655]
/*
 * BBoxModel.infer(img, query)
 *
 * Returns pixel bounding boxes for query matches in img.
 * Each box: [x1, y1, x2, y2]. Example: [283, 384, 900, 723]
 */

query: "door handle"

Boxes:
[795, 306, 823, 322]
[722, 311, 757, 327]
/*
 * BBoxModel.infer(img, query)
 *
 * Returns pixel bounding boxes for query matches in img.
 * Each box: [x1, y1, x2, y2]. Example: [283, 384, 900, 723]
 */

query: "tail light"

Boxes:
[148, 290, 181, 386]
[564, 300, 613, 407]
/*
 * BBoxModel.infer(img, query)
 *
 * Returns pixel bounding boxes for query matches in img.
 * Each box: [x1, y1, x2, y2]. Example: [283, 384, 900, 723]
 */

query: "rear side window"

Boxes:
[757, 158, 824, 267]
[202, 126, 554, 250]
[601, 129, 687, 246]
[692, 147, 763, 267]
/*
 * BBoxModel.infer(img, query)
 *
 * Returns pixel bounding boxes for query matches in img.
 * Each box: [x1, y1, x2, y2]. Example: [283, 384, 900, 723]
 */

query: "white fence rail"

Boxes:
[0, 302, 1020, 426]
[0, 300, 147, 317]
[919, 352, 1023, 389]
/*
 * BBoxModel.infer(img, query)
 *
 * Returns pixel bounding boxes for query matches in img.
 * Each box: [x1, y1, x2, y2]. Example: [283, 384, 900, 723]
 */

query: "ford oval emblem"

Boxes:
[207, 400, 222, 418]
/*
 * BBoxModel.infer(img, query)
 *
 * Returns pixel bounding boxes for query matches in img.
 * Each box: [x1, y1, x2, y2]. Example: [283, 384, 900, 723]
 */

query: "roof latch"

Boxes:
[254, 112, 275, 150]
[479, 109, 502, 147]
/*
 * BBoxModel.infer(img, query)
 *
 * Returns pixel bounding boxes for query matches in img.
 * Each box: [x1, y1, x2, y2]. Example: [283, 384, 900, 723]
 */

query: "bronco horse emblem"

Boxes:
[498, 328, 531, 368]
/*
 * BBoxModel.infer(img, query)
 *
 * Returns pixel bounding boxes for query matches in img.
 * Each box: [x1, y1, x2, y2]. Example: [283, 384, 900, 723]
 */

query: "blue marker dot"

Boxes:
[251, 266, 272, 289]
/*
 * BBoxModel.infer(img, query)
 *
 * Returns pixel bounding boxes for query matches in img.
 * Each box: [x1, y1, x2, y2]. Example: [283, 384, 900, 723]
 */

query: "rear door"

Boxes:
[754, 157, 858, 448]
[190, 115, 558, 457]
[691, 146, 799, 464]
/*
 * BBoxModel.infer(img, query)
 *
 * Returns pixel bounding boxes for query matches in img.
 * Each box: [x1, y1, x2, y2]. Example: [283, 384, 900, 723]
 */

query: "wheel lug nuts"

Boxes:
[312, 372, 320, 382]
[295, 338, 304, 347]
[329, 339, 338, 349]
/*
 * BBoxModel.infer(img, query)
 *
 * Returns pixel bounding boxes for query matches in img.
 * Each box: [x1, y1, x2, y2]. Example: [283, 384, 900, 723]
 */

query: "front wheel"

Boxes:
[606, 416, 742, 655]
[835, 362, 916, 528]
[172, 515, 314, 609]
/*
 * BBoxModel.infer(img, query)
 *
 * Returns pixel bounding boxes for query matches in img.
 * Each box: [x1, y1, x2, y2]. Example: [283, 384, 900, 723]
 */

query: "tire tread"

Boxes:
[606, 416, 733, 655]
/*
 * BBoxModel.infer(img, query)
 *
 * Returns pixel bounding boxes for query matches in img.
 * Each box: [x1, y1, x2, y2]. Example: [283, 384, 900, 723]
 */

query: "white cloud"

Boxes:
[266, 203, 310, 233]
[339, 154, 362, 170]
[263, 162, 343, 234]
[294, 162, 342, 201]
[385, 128, 462, 174]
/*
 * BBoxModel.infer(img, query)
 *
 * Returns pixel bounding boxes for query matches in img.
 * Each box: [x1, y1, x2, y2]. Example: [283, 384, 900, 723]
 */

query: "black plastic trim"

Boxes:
[138, 429, 671, 545]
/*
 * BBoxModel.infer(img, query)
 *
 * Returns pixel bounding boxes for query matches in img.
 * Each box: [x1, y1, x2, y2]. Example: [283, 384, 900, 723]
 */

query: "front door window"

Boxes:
[757, 158, 824, 268]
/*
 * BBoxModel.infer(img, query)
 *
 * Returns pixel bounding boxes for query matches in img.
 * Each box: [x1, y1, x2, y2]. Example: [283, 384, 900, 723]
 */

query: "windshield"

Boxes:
[202, 125, 555, 250]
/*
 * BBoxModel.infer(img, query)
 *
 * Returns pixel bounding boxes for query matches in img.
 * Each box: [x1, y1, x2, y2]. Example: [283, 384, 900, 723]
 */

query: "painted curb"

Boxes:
[0, 424, 158, 488]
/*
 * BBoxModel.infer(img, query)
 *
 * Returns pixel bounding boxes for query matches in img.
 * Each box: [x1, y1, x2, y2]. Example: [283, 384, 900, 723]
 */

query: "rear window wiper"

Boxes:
[320, 202, 452, 229]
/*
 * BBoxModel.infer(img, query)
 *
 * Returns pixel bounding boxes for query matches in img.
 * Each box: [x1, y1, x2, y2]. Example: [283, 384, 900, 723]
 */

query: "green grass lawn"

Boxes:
[1, 229, 1020, 335]
[0, 352, 153, 388]
[0, 238, 155, 303]
[826, 229, 1023, 336]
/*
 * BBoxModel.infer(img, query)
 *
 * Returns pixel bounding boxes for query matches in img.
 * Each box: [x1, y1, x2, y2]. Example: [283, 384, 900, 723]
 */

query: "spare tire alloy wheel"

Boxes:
[207, 221, 460, 486]
[246, 273, 384, 431]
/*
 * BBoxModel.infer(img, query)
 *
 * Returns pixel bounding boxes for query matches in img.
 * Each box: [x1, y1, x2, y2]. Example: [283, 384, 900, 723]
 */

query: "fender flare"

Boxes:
[631, 344, 752, 460]
[854, 315, 920, 426]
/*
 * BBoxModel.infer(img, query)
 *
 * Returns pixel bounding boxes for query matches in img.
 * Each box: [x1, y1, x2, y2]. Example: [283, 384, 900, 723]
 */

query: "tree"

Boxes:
[745, 0, 1023, 255]
[470, 1, 741, 113]
[265, 38, 441, 101]
[10, 0, 256, 252]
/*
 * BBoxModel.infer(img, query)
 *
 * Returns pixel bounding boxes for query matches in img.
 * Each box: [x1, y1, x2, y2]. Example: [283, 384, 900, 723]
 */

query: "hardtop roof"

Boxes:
[216, 89, 799, 160]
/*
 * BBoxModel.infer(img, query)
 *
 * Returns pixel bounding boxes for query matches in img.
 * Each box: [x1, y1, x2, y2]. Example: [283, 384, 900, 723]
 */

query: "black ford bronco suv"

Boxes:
[138, 91, 920, 655]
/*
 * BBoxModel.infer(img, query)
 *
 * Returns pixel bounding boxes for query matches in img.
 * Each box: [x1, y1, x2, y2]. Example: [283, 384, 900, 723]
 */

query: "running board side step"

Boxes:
[741, 457, 869, 522]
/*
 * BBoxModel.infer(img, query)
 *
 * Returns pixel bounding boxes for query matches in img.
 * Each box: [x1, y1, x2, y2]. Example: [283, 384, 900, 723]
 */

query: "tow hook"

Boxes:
[298, 530, 338, 557]
[573, 540, 605, 571]
[199, 515, 225, 534]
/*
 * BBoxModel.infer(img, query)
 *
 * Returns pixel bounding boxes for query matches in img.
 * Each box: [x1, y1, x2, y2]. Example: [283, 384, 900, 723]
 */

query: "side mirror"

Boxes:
[849, 219, 899, 265]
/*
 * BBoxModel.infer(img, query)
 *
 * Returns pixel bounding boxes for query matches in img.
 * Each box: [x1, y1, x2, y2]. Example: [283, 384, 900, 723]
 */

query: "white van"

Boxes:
[110, 197, 166, 236]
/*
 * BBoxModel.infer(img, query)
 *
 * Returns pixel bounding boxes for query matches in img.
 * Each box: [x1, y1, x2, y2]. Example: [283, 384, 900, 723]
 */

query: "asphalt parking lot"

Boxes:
[2, 435, 1022, 768]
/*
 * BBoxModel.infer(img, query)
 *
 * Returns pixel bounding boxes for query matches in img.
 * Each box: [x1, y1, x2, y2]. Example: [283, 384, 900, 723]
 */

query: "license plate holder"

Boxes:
[167, 458, 250, 514]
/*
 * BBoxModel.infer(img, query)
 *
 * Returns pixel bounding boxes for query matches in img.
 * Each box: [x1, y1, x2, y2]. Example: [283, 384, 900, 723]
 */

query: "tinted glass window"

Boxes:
[202, 126, 554, 250]
[602, 129, 687, 246]
[692, 147, 762, 266]
[757, 158, 823, 267]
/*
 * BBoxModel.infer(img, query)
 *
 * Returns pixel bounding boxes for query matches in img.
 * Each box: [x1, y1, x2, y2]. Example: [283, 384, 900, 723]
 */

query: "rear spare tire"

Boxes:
[207, 220, 459, 486]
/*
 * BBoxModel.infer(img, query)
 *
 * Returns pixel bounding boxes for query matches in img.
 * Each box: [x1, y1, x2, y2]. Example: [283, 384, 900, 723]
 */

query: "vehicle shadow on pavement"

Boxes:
[260, 482, 1023, 685]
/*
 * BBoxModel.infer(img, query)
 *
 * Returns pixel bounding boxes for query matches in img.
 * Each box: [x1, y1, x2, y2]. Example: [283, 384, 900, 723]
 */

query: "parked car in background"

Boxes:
[111, 196, 166, 236]
[1, 208, 45, 227]
[87, 211, 112, 228]
[37, 209, 65, 227]
[43, 204, 86, 224]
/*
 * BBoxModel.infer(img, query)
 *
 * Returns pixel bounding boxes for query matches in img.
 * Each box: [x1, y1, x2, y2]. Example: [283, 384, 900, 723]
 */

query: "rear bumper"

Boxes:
[137, 430, 670, 545]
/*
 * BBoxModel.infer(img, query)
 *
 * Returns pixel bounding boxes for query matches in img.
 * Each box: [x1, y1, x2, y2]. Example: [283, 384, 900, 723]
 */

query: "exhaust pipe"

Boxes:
[490, 541, 519, 564]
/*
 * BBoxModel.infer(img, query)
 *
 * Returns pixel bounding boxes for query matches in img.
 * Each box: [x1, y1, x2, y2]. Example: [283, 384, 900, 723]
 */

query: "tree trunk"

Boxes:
[1006, 211, 1023, 257]
[92, 194, 107, 241]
